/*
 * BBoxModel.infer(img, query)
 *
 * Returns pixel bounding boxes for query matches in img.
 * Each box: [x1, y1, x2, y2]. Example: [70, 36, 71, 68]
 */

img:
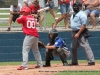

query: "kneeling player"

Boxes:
[43, 29, 70, 67]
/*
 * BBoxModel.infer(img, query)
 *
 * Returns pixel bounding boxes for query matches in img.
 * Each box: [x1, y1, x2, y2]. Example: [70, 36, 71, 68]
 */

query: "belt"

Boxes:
[72, 30, 79, 33]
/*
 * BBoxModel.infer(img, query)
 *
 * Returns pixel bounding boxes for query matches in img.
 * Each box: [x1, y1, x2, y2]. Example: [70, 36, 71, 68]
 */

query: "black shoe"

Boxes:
[88, 62, 95, 66]
[63, 63, 68, 66]
[43, 65, 51, 67]
[7, 28, 11, 31]
[68, 63, 78, 66]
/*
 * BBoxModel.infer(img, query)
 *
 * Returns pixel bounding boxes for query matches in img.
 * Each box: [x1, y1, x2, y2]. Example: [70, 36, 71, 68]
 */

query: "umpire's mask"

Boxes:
[73, 2, 82, 13]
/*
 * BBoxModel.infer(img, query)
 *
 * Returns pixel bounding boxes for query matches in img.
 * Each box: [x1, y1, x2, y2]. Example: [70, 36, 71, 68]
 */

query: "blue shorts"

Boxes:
[85, 10, 100, 17]
[60, 4, 70, 14]
[46, 1, 54, 9]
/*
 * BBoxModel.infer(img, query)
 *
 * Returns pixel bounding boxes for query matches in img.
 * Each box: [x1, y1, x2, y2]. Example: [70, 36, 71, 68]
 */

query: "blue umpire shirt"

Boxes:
[54, 37, 68, 50]
[70, 10, 87, 31]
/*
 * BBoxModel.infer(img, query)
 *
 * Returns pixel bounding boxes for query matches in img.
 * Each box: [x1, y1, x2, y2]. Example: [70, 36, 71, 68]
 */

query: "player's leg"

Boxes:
[43, 49, 53, 67]
[31, 37, 43, 68]
[17, 35, 33, 70]
[79, 35, 95, 65]
[56, 48, 68, 66]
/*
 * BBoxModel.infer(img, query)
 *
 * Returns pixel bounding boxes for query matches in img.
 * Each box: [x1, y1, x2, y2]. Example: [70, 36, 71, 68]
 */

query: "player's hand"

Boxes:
[74, 33, 80, 39]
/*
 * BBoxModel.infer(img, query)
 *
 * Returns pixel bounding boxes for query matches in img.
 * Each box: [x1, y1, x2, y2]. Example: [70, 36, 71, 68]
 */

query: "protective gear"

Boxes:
[20, 7, 31, 15]
[38, 41, 45, 50]
[44, 49, 54, 66]
[57, 47, 70, 58]
[57, 47, 69, 66]
[48, 29, 58, 45]
[73, 2, 82, 13]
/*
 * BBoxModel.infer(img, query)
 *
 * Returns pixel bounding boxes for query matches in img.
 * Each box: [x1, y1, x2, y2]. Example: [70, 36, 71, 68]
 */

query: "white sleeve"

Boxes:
[10, 5, 13, 11]
[18, 3, 22, 10]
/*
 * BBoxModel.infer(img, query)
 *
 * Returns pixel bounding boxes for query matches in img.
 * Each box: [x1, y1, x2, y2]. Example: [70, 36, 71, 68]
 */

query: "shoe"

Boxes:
[43, 64, 51, 67]
[7, 27, 11, 31]
[68, 63, 78, 66]
[88, 62, 95, 66]
[35, 65, 42, 68]
[17, 66, 28, 70]
[63, 63, 68, 66]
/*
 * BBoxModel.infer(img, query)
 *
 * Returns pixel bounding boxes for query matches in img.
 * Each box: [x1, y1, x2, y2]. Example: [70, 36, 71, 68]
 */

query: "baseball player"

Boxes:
[43, 29, 70, 67]
[70, 2, 95, 66]
[16, 6, 43, 70]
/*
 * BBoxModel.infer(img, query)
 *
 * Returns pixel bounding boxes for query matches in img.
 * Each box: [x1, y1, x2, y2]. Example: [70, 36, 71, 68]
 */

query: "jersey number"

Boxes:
[27, 20, 36, 28]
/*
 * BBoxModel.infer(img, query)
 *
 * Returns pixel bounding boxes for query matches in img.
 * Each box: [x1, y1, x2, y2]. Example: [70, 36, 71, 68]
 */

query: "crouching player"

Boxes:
[16, 6, 43, 70]
[43, 29, 70, 67]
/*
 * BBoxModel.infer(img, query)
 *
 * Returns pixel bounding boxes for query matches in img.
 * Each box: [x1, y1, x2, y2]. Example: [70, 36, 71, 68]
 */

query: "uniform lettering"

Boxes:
[27, 20, 36, 28]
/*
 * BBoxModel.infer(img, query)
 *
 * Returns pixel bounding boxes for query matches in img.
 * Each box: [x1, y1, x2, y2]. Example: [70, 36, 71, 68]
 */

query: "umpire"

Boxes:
[43, 29, 70, 67]
[70, 2, 95, 66]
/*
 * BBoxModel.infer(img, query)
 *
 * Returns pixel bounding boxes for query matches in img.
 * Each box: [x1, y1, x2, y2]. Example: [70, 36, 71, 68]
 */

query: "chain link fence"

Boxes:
[0, 0, 99, 31]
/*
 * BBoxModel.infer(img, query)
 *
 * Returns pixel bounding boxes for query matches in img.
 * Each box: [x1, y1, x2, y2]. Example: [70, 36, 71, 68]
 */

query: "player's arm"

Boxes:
[16, 16, 23, 24]
[45, 45, 56, 49]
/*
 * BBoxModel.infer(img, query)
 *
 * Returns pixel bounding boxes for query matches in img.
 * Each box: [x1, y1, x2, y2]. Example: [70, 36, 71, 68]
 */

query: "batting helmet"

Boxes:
[49, 29, 58, 34]
[20, 7, 31, 15]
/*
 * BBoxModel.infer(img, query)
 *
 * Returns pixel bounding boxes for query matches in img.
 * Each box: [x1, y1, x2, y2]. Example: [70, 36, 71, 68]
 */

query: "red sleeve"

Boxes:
[38, 5, 40, 10]
[16, 16, 23, 24]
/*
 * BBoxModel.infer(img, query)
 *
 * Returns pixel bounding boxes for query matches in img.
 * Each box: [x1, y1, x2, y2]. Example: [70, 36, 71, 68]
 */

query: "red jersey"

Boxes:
[59, 0, 70, 4]
[17, 15, 39, 38]
[29, 4, 40, 14]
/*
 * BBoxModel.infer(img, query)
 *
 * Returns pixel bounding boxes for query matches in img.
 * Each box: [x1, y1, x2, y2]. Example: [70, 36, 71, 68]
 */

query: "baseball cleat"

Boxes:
[35, 65, 42, 68]
[88, 62, 95, 66]
[17, 66, 28, 70]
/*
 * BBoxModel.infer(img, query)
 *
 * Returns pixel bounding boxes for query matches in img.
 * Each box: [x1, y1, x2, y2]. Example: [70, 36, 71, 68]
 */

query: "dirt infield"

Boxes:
[0, 63, 100, 75]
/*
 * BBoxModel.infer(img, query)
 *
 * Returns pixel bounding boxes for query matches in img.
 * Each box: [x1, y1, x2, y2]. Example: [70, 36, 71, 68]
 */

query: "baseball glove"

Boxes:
[38, 41, 45, 50]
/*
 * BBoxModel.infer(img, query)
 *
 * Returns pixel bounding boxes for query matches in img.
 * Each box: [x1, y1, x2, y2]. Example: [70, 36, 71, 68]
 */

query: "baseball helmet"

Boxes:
[20, 6, 31, 15]
[48, 29, 58, 41]
[49, 29, 58, 34]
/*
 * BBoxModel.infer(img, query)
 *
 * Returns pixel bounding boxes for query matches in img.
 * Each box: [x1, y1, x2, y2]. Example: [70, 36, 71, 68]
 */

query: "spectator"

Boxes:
[7, 3, 22, 31]
[23, 0, 34, 6]
[45, 0, 57, 21]
[83, 0, 100, 29]
[29, 0, 44, 31]
[53, 0, 70, 29]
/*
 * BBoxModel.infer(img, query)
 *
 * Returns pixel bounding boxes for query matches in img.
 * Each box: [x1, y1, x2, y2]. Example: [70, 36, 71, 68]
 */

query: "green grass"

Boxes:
[0, 60, 99, 66]
[54, 71, 100, 75]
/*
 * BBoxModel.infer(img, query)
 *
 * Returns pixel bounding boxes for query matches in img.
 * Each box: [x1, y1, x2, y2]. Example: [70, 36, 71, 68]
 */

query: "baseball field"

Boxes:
[0, 60, 100, 75]
[0, 8, 100, 75]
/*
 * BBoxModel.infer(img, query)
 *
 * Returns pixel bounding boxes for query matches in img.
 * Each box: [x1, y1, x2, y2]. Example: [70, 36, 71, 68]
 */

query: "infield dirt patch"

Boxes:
[0, 63, 100, 75]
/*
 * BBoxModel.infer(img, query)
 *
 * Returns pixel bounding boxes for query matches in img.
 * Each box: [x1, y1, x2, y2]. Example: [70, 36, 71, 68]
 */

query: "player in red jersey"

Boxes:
[16, 6, 43, 70]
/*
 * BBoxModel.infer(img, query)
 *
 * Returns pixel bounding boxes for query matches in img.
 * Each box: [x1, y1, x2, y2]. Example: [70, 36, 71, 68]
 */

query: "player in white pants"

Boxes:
[16, 6, 43, 70]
